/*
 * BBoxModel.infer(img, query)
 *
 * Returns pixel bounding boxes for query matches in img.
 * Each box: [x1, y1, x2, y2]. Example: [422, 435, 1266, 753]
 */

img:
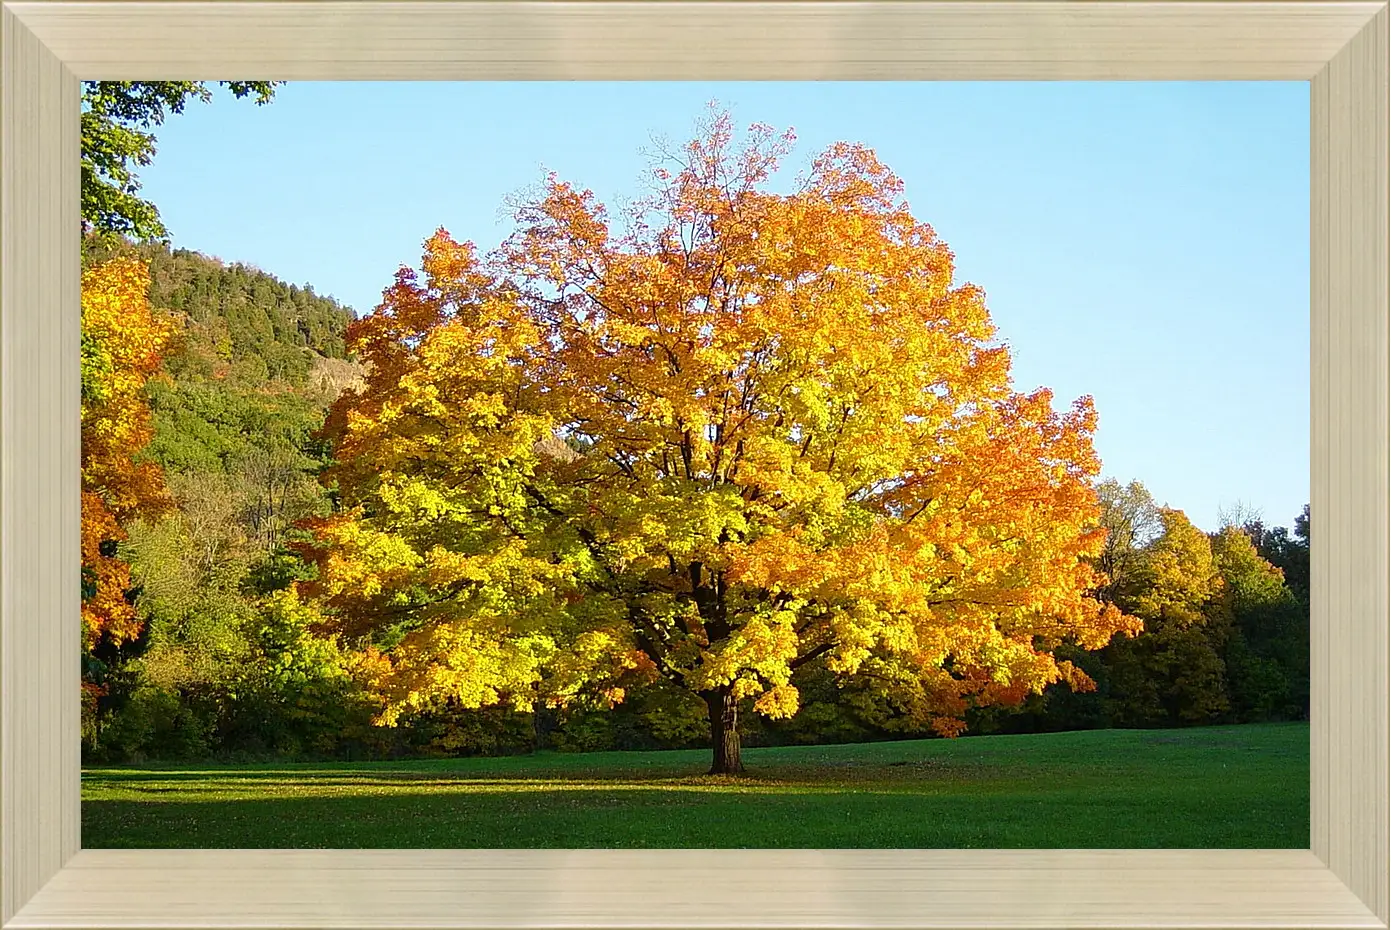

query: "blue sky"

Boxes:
[138, 81, 1309, 533]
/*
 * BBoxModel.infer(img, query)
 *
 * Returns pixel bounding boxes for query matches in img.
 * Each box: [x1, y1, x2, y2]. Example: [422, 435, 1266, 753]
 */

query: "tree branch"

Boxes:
[790, 641, 836, 670]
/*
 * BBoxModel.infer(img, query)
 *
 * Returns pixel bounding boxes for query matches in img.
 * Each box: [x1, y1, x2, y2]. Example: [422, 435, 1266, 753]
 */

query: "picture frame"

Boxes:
[1, 2, 1385, 927]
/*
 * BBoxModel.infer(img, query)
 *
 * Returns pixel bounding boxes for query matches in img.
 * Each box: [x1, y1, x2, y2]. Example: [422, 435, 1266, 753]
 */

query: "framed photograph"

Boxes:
[2, 2, 1386, 928]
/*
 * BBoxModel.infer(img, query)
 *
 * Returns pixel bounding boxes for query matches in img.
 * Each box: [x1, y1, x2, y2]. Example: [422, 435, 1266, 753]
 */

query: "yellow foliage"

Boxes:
[753, 684, 801, 719]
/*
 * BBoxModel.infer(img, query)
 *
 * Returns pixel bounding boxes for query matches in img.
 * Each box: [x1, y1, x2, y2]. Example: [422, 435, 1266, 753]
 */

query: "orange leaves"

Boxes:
[81, 258, 174, 646]
[807, 140, 907, 213]
[930, 716, 971, 739]
[82, 258, 171, 390]
[81, 491, 142, 646]
[1056, 659, 1098, 693]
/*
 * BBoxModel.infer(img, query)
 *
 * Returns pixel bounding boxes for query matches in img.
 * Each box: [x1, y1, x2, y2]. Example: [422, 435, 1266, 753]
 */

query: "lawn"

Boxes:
[82, 722, 1308, 849]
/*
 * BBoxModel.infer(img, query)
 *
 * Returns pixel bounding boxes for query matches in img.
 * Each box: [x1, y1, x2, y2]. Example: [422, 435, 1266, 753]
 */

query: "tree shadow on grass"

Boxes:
[82, 758, 998, 796]
[82, 726, 1311, 849]
[82, 772, 1309, 850]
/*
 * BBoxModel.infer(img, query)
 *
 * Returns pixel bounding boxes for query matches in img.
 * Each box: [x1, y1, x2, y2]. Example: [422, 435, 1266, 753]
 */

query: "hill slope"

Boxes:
[82, 238, 367, 763]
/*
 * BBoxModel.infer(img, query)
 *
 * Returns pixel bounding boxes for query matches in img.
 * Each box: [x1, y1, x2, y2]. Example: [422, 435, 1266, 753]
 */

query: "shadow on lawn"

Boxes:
[80, 778, 1308, 849]
[80, 770, 1309, 851]
[80, 726, 1311, 849]
[83, 757, 991, 790]
[82, 760, 998, 803]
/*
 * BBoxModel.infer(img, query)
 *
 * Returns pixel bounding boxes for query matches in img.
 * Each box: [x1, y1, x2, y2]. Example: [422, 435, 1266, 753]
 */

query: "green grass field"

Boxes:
[82, 722, 1308, 849]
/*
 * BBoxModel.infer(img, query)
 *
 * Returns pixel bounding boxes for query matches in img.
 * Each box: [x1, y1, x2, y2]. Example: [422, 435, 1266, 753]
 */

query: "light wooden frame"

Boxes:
[0, 1, 1386, 928]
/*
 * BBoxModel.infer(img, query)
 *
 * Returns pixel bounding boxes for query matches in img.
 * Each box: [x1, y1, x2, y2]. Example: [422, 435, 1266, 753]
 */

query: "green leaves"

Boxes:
[81, 81, 281, 241]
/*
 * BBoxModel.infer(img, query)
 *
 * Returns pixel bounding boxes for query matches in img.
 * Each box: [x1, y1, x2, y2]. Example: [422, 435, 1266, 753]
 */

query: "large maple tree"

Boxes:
[302, 114, 1135, 773]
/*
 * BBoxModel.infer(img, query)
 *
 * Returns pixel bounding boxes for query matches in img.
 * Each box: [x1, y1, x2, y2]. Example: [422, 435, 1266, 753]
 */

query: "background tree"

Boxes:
[1093, 478, 1163, 604]
[1251, 504, 1310, 608]
[81, 257, 176, 744]
[1213, 518, 1308, 720]
[1104, 508, 1233, 726]
[991, 479, 1152, 733]
[301, 112, 1136, 774]
[1216, 499, 1266, 539]
[82, 257, 175, 647]
[83, 81, 280, 241]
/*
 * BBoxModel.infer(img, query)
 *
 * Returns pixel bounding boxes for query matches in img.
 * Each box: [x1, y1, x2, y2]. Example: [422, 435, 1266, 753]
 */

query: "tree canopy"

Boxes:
[299, 114, 1137, 773]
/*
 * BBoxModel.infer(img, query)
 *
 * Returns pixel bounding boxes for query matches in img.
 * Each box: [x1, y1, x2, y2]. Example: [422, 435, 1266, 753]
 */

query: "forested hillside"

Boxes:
[84, 237, 352, 378]
[82, 237, 373, 761]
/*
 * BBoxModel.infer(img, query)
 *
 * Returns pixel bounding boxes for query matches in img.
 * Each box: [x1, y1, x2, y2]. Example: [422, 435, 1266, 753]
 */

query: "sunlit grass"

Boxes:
[82, 722, 1308, 849]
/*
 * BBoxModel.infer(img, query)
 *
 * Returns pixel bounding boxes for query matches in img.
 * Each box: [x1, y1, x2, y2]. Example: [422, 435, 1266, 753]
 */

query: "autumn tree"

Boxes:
[81, 257, 176, 749]
[1251, 504, 1310, 608]
[1093, 478, 1163, 605]
[1104, 507, 1232, 725]
[82, 257, 176, 647]
[301, 113, 1135, 773]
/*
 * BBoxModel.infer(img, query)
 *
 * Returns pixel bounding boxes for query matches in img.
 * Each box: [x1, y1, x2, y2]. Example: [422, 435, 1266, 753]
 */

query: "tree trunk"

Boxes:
[705, 687, 743, 775]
